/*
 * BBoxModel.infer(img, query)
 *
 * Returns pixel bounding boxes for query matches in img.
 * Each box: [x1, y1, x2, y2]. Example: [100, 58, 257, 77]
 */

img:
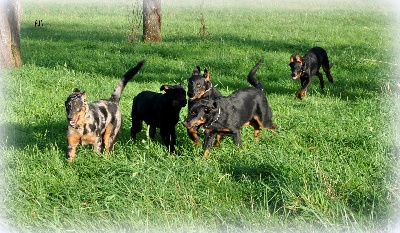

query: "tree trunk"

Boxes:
[143, 0, 161, 42]
[0, 0, 22, 68]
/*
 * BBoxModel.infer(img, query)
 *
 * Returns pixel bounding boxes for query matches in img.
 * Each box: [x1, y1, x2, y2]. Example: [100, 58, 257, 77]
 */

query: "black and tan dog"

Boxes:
[65, 59, 145, 162]
[183, 59, 276, 158]
[289, 47, 333, 99]
[130, 84, 186, 153]
[187, 66, 222, 145]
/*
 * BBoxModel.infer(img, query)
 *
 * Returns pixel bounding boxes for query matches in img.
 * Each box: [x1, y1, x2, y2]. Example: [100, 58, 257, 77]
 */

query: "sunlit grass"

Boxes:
[1, 0, 398, 232]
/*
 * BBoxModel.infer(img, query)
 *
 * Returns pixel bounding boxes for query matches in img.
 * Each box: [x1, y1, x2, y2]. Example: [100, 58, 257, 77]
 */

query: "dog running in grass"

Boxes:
[183, 59, 276, 158]
[186, 66, 222, 145]
[64, 59, 145, 162]
[289, 47, 333, 99]
[130, 84, 187, 153]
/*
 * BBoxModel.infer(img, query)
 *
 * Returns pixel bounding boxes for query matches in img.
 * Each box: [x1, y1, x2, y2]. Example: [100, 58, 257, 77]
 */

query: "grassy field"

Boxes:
[1, 0, 399, 232]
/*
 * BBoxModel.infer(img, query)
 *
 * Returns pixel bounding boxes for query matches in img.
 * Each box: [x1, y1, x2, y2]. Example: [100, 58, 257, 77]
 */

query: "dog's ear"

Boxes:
[290, 54, 297, 63]
[81, 91, 87, 102]
[290, 54, 303, 64]
[204, 67, 210, 81]
[296, 55, 303, 64]
[192, 66, 201, 75]
[160, 85, 169, 91]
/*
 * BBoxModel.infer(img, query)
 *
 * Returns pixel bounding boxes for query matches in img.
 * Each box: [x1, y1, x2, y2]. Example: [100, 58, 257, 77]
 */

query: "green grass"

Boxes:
[1, 0, 399, 232]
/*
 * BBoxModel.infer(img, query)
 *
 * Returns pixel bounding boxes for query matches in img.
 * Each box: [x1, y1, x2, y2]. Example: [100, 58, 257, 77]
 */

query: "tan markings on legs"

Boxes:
[103, 123, 114, 153]
[252, 116, 278, 136]
[67, 133, 81, 162]
[249, 118, 261, 139]
[297, 89, 307, 99]
[214, 134, 221, 147]
[188, 127, 200, 145]
[202, 149, 210, 159]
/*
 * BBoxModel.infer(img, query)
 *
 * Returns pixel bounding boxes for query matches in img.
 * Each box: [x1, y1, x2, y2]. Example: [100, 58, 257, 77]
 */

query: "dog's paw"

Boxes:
[296, 90, 306, 99]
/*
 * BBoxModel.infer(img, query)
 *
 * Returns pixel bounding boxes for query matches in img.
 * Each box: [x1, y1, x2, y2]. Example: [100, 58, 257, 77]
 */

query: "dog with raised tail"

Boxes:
[64, 59, 145, 162]
[183, 59, 276, 158]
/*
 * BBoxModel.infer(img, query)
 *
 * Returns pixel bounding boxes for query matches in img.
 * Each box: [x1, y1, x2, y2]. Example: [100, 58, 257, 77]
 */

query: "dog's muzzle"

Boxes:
[68, 116, 80, 126]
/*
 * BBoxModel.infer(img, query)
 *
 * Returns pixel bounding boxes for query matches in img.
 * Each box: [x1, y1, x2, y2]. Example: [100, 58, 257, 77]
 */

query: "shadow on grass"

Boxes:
[221, 162, 290, 214]
[0, 121, 67, 151]
[0, 119, 189, 160]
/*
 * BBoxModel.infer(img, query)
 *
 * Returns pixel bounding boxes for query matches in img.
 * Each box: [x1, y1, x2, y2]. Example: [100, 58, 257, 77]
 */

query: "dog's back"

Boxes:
[215, 87, 274, 131]
[132, 91, 168, 128]
[132, 86, 186, 124]
[305, 47, 329, 71]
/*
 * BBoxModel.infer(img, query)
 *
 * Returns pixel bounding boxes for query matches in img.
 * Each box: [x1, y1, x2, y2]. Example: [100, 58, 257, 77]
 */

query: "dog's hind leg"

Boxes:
[322, 64, 333, 83]
[246, 118, 261, 139]
[149, 125, 157, 139]
[160, 127, 176, 153]
[316, 71, 325, 89]
[214, 133, 222, 147]
[103, 123, 120, 155]
[203, 130, 217, 158]
[232, 131, 242, 147]
[130, 119, 142, 141]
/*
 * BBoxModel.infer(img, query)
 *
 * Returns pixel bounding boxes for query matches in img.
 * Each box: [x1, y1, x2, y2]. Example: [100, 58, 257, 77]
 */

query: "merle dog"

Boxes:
[65, 60, 145, 162]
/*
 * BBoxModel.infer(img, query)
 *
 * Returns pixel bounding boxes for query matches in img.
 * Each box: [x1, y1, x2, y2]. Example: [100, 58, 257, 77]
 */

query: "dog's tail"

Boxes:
[247, 59, 264, 90]
[110, 59, 145, 103]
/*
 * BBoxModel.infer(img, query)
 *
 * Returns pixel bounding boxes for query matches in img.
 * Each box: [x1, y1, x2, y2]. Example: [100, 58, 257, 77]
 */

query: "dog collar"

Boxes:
[203, 83, 212, 96]
[208, 107, 221, 127]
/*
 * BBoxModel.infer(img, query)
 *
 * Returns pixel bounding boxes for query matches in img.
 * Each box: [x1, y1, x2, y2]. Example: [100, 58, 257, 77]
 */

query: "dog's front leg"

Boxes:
[66, 134, 80, 162]
[187, 127, 200, 145]
[232, 131, 242, 147]
[93, 136, 102, 152]
[297, 75, 311, 99]
[202, 130, 216, 159]
[160, 127, 176, 153]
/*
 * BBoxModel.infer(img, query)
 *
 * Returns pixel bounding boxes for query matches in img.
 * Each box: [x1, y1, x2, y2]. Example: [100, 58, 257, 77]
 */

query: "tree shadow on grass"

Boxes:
[0, 118, 190, 160]
[0, 121, 67, 151]
[21, 21, 389, 101]
[220, 161, 292, 215]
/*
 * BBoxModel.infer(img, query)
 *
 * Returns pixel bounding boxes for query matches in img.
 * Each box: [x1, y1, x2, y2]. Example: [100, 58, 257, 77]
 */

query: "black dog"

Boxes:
[289, 47, 333, 99]
[131, 84, 186, 153]
[183, 59, 276, 158]
[187, 66, 222, 145]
